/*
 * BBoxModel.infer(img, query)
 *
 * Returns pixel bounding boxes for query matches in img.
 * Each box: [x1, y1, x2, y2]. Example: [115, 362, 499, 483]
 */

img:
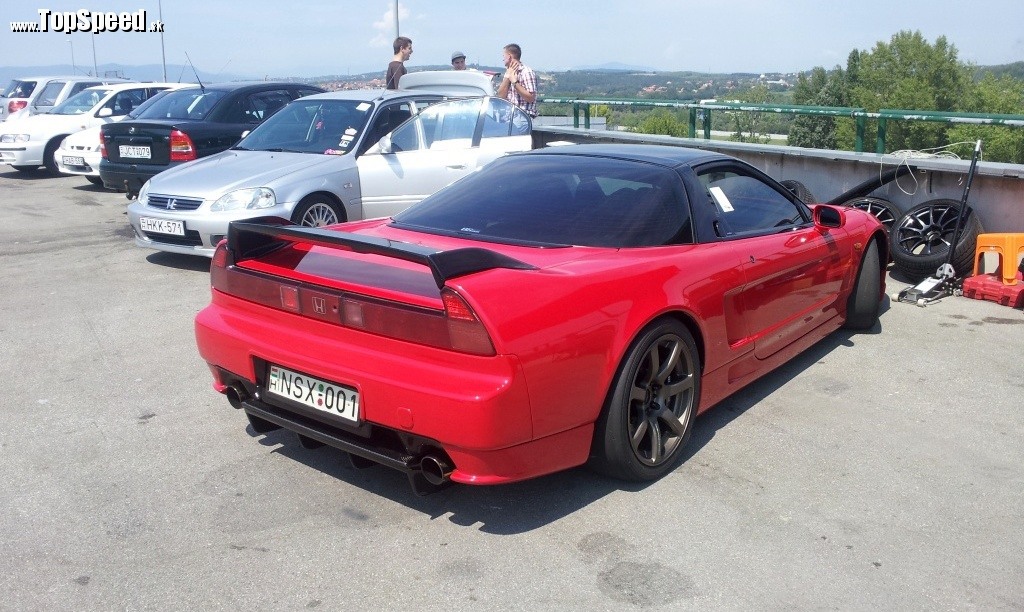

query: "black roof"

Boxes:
[170, 81, 324, 93]
[524, 143, 730, 168]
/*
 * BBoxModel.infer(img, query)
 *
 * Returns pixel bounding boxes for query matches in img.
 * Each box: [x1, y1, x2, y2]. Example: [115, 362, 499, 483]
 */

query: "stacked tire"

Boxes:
[888, 198, 982, 282]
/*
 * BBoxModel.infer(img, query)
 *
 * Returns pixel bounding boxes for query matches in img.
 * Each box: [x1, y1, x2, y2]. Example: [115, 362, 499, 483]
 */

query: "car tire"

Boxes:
[43, 139, 62, 176]
[841, 196, 901, 233]
[590, 319, 701, 481]
[843, 239, 882, 330]
[781, 179, 817, 203]
[85, 176, 103, 186]
[291, 194, 344, 227]
[889, 198, 982, 282]
[11, 165, 38, 173]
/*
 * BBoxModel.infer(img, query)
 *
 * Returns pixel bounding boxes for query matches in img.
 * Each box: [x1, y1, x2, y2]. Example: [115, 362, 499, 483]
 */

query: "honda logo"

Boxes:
[166, 198, 177, 210]
[311, 297, 326, 315]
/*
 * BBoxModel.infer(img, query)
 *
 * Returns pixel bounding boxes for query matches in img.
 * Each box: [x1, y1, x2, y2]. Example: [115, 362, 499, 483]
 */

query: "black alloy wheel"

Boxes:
[889, 198, 982, 281]
[590, 320, 701, 481]
[842, 196, 901, 233]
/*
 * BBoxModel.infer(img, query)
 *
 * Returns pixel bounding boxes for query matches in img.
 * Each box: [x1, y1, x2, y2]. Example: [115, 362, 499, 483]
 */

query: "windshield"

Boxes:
[134, 88, 226, 120]
[235, 98, 373, 154]
[392, 155, 692, 248]
[3, 80, 37, 98]
[50, 88, 112, 115]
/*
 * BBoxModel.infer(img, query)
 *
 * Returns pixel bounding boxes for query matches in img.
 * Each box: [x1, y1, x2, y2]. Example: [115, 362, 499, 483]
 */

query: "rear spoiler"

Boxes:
[227, 218, 537, 289]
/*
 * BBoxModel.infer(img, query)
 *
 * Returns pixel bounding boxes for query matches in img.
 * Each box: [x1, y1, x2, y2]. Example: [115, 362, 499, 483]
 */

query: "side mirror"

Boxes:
[813, 204, 845, 229]
[97, 107, 113, 118]
[377, 134, 393, 155]
[240, 130, 250, 139]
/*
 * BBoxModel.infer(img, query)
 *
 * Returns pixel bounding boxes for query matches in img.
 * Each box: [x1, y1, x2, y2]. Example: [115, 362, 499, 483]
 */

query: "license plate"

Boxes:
[119, 145, 151, 159]
[62, 155, 85, 166]
[139, 217, 185, 236]
[265, 365, 360, 422]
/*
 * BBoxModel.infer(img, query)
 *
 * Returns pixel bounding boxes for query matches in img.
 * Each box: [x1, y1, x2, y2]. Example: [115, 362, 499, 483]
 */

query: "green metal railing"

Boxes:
[537, 96, 1024, 154]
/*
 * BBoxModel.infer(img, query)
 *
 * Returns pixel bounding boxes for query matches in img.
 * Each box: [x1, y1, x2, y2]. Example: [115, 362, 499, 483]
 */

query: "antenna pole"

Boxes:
[158, 0, 167, 81]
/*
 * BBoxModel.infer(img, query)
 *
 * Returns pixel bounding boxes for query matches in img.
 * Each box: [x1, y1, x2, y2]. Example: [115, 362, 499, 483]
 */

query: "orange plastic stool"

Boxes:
[972, 233, 1024, 286]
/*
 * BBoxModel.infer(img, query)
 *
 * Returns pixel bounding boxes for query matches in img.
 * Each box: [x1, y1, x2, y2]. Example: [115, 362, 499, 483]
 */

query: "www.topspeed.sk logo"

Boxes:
[11, 9, 164, 33]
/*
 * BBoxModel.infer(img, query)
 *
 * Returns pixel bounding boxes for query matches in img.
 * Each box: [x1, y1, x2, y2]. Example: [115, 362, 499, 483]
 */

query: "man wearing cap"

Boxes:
[451, 51, 467, 70]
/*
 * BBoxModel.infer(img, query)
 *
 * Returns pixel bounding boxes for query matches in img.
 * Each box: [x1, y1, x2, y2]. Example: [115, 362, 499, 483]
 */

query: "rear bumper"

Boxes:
[195, 293, 593, 484]
[99, 160, 173, 193]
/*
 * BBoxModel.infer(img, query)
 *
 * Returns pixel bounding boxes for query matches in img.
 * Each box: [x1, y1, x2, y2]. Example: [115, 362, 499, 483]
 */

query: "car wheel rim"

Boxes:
[894, 203, 959, 256]
[299, 202, 338, 227]
[853, 200, 896, 231]
[627, 333, 696, 466]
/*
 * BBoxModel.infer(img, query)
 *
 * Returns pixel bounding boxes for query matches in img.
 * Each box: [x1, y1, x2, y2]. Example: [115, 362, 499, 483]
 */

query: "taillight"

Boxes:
[99, 130, 106, 159]
[441, 289, 496, 355]
[8, 100, 26, 114]
[169, 129, 196, 161]
[211, 251, 496, 356]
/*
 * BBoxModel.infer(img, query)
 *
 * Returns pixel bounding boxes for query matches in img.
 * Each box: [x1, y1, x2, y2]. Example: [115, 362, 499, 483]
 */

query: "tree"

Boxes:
[839, 30, 973, 152]
[789, 66, 847, 149]
[729, 84, 772, 144]
[947, 74, 1024, 163]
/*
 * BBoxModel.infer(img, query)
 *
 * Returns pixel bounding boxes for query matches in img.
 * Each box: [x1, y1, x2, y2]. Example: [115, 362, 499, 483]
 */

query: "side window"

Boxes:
[479, 99, 532, 138]
[35, 81, 67, 106]
[698, 168, 805, 234]
[248, 90, 293, 122]
[220, 95, 254, 124]
[362, 102, 415, 153]
[69, 81, 101, 97]
[106, 90, 146, 116]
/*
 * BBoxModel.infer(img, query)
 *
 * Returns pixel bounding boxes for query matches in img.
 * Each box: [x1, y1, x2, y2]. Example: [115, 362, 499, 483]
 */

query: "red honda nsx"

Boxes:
[195, 144, 886, 493]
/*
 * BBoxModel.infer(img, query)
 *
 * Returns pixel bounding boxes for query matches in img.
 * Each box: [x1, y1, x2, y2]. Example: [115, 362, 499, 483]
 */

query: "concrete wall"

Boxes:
[534, 126, 1024, 234]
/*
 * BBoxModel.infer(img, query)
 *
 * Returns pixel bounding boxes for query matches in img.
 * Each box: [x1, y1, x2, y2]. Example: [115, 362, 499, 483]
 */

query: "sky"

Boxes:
[3, 0, 1024, 78]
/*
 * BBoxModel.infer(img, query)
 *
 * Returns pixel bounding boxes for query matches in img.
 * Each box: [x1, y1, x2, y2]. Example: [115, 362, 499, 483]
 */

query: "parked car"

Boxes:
[126, 92, 531, 257]
[194, 144, 888, 493]
[0, 82, 178, 175]
[0, 75, 128, 122]
[53, 88, 179, 185]
[99, 81, 325, 194]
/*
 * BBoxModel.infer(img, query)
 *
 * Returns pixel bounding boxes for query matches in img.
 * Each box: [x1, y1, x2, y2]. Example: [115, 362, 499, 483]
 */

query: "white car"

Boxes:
[53, 126, 104, 184]
[54, 88, 179, 185]
[0, 82, 180, 175]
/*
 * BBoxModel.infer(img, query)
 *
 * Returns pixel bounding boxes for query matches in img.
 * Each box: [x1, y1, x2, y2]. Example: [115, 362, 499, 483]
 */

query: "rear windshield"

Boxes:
[235, 99, 372, 154]
[51, 88, 113, 115]
[3, 80, 37, 98]
[134, 88, 227, 120]
[392, 155, 693, 248]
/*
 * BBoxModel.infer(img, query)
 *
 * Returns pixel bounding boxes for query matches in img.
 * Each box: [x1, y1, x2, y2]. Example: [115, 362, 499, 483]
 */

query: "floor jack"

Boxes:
[894, 140, 982, 307]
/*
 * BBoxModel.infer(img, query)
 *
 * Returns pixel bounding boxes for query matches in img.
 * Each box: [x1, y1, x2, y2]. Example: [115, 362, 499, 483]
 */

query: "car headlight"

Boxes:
[137, 180, 151, 205]
[0, 134, 30, 143]
[59, 137, 69, 149]
[210, 187, 276, 212]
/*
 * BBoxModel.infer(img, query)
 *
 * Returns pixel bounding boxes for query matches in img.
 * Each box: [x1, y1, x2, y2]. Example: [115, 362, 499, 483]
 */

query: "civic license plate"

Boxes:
[265, 365, 360, 423]
[119, 145, 151, 159]
[62, 155, 85, 166]
[139, 217, 185, 236]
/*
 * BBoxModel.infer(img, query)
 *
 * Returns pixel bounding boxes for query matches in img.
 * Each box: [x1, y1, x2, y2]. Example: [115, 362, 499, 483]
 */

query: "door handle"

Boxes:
[446, 164, 467, 170]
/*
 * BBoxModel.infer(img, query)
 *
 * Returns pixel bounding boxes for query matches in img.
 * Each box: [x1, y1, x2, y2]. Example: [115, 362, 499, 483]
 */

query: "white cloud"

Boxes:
[370, 2, 410, 48]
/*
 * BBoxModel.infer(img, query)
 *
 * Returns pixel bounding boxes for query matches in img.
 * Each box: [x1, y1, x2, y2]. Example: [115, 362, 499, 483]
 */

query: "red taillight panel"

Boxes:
[8, 100, 27, 114]
[99, 130, 107, 159]
[169, 129, 196, 161]
[210, 253, 496, 356]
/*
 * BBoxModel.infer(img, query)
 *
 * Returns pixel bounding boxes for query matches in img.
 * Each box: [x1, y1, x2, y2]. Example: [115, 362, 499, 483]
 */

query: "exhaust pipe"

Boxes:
[419, 455, 453, 486]
[225, 384, 249, 409]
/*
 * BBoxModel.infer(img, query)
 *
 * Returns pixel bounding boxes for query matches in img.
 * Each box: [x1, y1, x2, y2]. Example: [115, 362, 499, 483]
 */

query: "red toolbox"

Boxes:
[962, 272, 1024, 308]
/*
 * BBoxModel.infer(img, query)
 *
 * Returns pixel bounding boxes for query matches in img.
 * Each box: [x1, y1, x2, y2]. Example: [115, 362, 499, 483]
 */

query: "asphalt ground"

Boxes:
[1, 169, 1022, 611]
